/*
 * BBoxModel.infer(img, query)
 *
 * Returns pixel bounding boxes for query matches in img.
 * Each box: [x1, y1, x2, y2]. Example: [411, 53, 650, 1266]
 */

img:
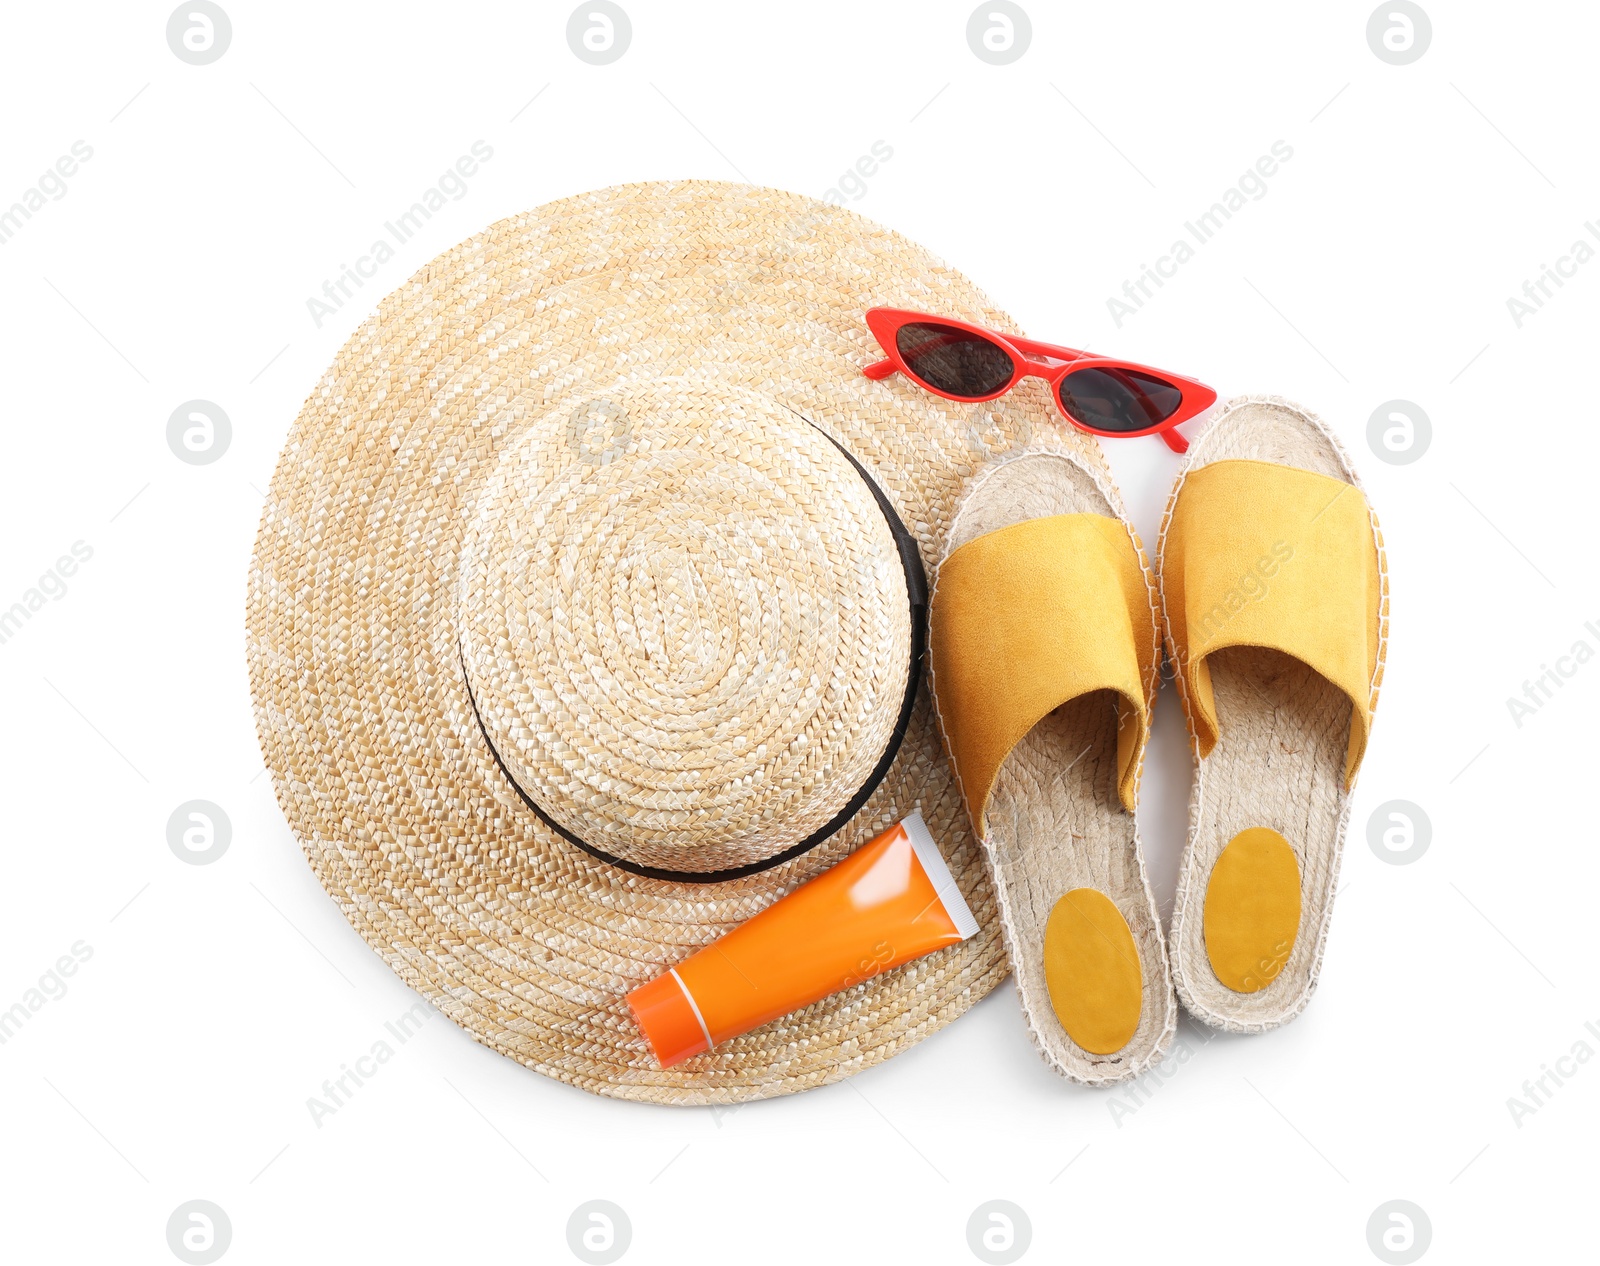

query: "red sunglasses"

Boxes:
[862, 308, 1216, 453]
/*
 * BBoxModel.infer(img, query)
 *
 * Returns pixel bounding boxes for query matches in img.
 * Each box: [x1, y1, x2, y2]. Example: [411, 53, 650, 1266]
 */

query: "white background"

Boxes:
[1, 2, 1595, 1262]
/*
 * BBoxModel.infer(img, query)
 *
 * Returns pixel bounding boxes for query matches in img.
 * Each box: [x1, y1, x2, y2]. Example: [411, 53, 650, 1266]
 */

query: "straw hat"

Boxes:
[247, 180, 1081, 1103]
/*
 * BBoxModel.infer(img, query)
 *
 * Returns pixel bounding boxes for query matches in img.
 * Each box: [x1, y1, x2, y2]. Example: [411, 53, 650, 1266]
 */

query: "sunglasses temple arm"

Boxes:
[862, 358, 899, 381]
[1160, 424, 1189, 454]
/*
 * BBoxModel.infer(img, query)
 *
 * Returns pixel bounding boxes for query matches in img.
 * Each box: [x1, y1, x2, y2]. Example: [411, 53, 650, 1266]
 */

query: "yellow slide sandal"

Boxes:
[1157, 398, 1388, 1032]
[930, 445, 1176, 1084]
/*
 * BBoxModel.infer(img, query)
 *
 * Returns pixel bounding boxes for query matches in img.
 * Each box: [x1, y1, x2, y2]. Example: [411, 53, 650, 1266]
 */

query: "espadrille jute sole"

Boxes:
[1157, 397, 1388, 1033]
[936, 448, 1177, 1084]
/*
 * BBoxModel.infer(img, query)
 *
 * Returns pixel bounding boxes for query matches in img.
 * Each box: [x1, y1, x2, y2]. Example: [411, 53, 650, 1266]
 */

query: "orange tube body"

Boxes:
[628, 811, 979, 1068]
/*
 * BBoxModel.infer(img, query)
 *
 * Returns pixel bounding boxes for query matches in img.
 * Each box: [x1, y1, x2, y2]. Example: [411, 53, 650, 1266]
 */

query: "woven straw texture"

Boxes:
[246, 180, 1084, 1103]
[458, 378, 912, 875]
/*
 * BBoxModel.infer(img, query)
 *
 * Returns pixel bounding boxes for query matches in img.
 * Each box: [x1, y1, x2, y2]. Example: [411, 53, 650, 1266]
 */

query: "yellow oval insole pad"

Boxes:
[1042, 888, 1142, 1054]
[1203, 827, 1302, 993]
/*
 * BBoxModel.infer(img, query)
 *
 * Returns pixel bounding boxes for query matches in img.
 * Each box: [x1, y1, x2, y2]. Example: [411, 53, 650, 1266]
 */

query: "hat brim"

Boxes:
[247, 180, 1096, 1103]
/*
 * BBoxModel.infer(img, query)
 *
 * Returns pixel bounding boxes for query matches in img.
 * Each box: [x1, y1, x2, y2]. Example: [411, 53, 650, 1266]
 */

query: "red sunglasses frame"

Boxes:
[862, 307, 1216, 454]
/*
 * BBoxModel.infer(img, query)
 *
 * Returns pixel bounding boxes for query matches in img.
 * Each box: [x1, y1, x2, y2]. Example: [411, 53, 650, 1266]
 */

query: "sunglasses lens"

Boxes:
[1058, 368, 1183, 433]
[895, 322, 1014, 399]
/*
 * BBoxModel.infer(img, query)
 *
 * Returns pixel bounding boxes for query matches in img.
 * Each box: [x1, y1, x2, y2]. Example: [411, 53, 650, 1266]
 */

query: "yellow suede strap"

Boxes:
[1164, 459, 1383, 787]
[930, 513, 1156, 833]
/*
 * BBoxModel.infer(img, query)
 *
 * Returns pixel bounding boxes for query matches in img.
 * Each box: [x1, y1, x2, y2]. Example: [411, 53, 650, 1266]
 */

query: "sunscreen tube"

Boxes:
[628, 810, 979, 1068]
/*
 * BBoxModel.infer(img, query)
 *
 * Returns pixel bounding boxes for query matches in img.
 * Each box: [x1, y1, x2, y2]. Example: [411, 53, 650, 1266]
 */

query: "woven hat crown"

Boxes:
[458, 375, 917, 878]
